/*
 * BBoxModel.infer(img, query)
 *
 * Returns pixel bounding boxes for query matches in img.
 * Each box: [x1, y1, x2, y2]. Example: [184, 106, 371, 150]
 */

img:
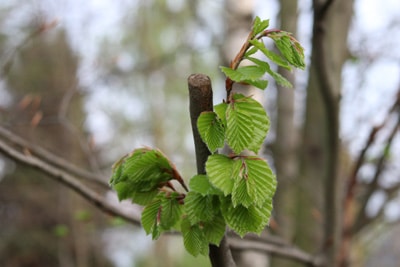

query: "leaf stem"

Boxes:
[225, 28, 283, 102]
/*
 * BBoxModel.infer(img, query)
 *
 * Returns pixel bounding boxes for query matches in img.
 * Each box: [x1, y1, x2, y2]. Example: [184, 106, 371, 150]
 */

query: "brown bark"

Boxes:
[273, 0, 299, 243]
[298, 0, 354, 266]
[188, 73, 236, 267]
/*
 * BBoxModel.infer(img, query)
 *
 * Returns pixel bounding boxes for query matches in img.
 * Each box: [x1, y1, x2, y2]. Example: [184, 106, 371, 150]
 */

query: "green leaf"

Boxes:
[231, 156, 277, 207]
[181, 218, 209, 256]
[235, 95, 270, 153]
[197, 111, 225, 153]
[269, 32, 305, 69]
[232, 176, 254, 208]
[159, 192, 183, 230]
[214, 102, 228, 127]
[189, 174, 222, 196]
[244, 45, 259, 57]
[252, 16, 270, 36]
[226, 101, 254, 153]
[131, 189, 160, 205]
[220, 65, 265, 83]
[141, 193, 183, 239]
[185, 192, 218, 224]
[226, 94, 269, 153]
[246, 56, 292, 88]
[202, 213, 226, 245]
[110, 148, 182, 204]
[141, 198, 162, 238]
[242, 79, 269, 90]
[220, 196, 273, 237]
[205, 154, 236, 195]
[249, 39, 291, 70]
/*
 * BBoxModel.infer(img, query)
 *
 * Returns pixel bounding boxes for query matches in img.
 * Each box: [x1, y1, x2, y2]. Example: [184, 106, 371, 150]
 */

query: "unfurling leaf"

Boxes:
[141, 192, 183, 239]
[252, 16, 270, 36]
[181, 218, 209, 256]
[268, 32, 305, 69]
[249, 39, 291, 70]
[110, 148, 183, 204]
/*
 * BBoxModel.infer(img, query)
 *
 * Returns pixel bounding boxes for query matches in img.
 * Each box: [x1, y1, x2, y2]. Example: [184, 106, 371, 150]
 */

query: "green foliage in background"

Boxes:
[110, 17, 305, 257]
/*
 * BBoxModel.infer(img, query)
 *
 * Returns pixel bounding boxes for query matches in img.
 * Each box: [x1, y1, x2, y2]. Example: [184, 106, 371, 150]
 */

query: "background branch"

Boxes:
[0, 126, 109, 189]
[0, 138, 140, 226]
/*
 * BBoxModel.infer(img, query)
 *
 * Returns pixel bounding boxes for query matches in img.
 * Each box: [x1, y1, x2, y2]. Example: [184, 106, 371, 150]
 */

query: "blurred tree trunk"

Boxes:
[0, 26, 111, 267]
[271, 0, 299, 266]
[296, 0, 353, 266]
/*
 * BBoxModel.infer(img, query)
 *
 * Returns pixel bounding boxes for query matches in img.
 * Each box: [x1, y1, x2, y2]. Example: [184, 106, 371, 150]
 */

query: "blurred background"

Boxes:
[0, 0, 399, 266]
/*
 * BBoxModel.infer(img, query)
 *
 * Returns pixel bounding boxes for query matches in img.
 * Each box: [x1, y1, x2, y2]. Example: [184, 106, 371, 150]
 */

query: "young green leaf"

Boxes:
[205, 154, 237, 195]
[197, 111, 225, 153]
[226, 94, 269, 153]
[226, 102, 254, 153]
[141, 198, 162, 238]
[159, 192, 183, 230]
[189, 174, 222, 196]
[214, 102, 228, 127]
[232, 177, 254, 208]
[184, 192, 218, 224]
[231, 156, 277, 207]
[252, 16, 270, 36]
[246, 56, 292, 88]
[110, 148, 183, 204]
[202, 213, 226, 245]
[220, 195, 273, 237]
[242, 79, 269, 90]
[181, 218, 209, 256]
[249, 39, 291, 70]
[269, 32, 305, 69]
[220, 65, 265, 83]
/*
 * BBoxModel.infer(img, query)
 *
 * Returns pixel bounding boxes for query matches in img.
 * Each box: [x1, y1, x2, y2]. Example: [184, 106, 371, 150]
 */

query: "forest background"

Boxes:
[0, 0, 400, 267]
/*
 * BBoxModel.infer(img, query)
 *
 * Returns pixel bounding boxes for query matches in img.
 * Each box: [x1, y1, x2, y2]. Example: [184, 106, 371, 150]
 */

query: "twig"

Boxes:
[0, 138, 141, 226]
[229, 237, 324, 267]
[0, 126, 109, 189]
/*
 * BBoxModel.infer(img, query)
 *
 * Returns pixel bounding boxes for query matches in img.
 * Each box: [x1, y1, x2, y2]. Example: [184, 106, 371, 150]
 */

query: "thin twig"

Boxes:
[0, 126, 109, 189]
[0, 138, 141, 226]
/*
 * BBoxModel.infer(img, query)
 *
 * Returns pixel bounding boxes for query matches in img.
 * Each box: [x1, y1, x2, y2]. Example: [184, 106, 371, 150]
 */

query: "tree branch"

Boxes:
[188, 73, 236, 267]
[0, 138, 141, 226]
[229, 237, 324, 267]
[0, 126, 109, 189]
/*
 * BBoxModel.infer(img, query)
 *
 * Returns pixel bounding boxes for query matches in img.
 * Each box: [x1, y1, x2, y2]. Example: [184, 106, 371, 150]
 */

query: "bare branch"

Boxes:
[0, 138, 141, 226]
[354, 114, 400, 232]
[229, 237, 324, 267]
[0, 126, 109, 189]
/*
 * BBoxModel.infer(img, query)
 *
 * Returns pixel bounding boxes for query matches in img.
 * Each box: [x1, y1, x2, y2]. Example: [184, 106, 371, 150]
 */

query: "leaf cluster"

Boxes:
[221, 16, 305, 91]
[109, 16, 305, 257]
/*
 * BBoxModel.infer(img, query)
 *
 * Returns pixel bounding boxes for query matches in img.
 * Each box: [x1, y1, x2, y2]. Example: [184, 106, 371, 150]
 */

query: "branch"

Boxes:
[229, 237, 324, 267]
[0, 138, 141, 226]
[0, 126, 109, 189]
[188, 73, 236, 267]
[354, 113, 400, 232]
